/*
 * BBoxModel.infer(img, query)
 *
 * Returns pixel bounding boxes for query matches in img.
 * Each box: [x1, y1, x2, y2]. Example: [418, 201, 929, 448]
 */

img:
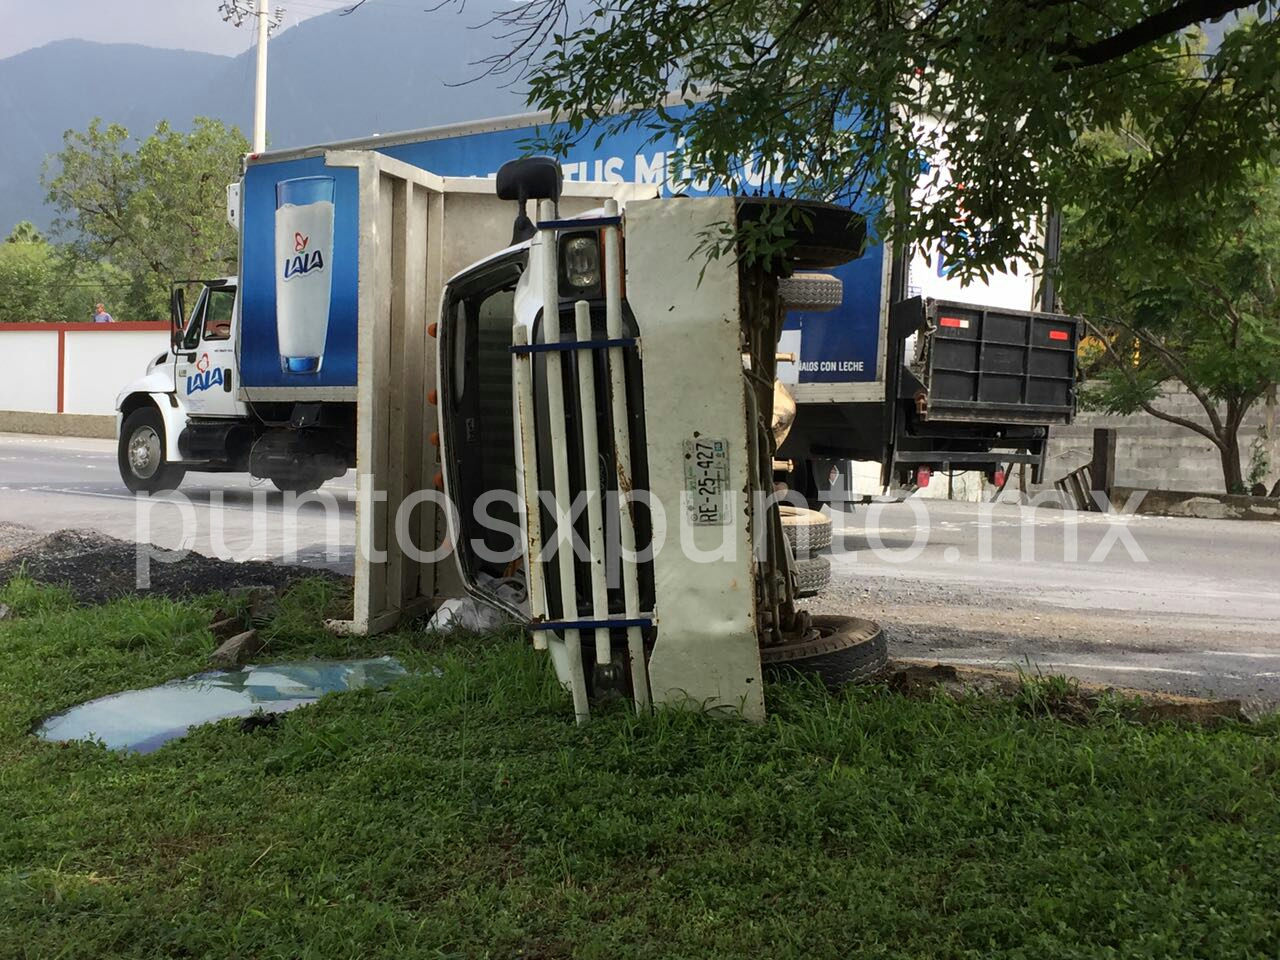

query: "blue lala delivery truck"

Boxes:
[113, 105, 1079, 502]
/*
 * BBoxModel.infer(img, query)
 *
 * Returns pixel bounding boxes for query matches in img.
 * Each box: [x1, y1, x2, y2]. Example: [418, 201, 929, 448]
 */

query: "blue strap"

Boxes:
[530, 616, 653, 632]
[537, 216, 622, 230]
[510, 337, 637, 355]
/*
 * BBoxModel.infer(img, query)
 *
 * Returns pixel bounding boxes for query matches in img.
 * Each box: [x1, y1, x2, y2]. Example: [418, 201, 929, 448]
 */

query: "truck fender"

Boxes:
[115, 366, 176, 411]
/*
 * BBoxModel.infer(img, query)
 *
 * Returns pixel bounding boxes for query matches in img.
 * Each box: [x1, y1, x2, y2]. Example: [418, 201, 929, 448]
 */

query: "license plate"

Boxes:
[683, 436, 729, 526]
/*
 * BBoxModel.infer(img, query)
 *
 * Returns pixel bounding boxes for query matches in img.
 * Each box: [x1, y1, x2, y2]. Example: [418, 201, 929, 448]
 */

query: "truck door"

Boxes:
[174, 283, 242, 417]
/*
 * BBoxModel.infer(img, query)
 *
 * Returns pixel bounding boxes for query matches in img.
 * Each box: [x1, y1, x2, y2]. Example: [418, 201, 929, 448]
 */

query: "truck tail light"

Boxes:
[916, 466, 931, 488]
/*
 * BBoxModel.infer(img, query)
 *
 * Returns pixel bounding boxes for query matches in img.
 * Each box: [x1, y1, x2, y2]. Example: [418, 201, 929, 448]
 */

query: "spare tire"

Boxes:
[761, 615, 886, 687]
[794, 555, 831, 598]
[778, 272, 844, 312]
[779, 505, 832, 553]
[270, 472, 327, 495]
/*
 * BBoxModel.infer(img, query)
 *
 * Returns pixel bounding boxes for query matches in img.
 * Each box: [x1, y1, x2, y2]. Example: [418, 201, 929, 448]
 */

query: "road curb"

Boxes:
[0, 411, 115, 439]
[1111, 486, 1280, 522]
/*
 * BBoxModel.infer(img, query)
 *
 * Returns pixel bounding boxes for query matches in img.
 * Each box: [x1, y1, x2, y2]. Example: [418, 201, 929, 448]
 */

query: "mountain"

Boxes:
[0, 2, 532, 236]
[0, 40, 233, 236]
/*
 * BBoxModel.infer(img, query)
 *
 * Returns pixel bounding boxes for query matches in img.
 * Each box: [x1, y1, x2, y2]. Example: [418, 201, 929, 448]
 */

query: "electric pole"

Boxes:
[219, 0, 285, 153]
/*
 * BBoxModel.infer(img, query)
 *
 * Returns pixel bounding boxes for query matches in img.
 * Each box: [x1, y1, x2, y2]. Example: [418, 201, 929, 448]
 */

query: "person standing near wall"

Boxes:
[92, 303, 113, 323]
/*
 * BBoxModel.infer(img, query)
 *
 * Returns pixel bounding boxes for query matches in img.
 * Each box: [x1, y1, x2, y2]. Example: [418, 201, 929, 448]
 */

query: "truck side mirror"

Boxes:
[170, 287, 186, 350]
[496, 156, 563, 245]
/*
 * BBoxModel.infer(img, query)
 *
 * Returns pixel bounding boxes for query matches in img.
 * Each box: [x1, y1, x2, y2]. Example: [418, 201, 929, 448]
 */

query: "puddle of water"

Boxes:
[35, 657, 408, 754]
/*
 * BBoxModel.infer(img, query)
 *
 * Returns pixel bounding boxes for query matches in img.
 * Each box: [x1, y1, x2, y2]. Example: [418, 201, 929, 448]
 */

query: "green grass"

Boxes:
[1, 576, 1278, 959]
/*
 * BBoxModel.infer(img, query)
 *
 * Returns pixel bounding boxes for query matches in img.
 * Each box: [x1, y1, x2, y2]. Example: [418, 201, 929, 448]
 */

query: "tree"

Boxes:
[0, 226, 131, 323]
[42, 117, 247, 319]
[5, 221, 44, 245]
[455, 0, 1279, 273]
[0, 234, 58, 322]
[1061, 154, 1280, 493]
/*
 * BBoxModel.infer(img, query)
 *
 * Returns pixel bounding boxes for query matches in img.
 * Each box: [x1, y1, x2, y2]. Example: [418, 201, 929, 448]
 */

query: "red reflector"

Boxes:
[1049, 329, 1069, 341]
[939, 316, 964, 328]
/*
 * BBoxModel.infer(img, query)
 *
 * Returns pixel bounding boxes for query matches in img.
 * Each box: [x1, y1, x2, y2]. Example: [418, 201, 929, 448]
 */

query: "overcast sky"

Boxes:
[0, 0, 339, 59]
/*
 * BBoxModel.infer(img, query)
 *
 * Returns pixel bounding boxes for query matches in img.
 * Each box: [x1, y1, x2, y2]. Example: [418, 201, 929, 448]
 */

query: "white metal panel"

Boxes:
[792, 382, 886, 403]
[624, 197, 765, 721]
[0, 330, 59, 413]
[908, 245, 1039, 311]
[601, 200, 651, 710]
[906, 119, 1041, 311]
[320, 148, 654, 635]
[323, 150, 462, 635]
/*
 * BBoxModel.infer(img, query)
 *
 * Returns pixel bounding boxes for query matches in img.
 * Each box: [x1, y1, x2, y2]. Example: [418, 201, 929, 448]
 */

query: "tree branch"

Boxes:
[1107, 316, 1229, 437]
[1085, 317, 1227, 449]
[1052, 0, 1250, 71]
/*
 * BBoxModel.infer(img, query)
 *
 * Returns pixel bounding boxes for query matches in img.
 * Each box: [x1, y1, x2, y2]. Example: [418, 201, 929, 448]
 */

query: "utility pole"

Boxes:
[219, 0, 285, 153]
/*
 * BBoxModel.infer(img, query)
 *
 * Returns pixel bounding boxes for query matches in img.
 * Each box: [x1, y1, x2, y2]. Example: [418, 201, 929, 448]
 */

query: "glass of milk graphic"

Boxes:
[275, 176, 335, 374]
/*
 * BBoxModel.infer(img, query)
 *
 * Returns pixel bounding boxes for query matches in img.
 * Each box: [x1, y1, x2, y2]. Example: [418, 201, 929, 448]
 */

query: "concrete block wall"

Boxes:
[1043, 383, 1280, 494]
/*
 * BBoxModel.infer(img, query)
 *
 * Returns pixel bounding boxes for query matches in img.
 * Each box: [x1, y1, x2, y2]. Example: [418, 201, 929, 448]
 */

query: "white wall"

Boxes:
[62, 329, 170, 415]
[0, 325, 171, 420]
[0, 330, 59, 413]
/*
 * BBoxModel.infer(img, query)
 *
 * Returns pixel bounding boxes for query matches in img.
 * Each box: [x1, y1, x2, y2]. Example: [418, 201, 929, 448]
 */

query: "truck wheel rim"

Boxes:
[129, 427, 161, 479]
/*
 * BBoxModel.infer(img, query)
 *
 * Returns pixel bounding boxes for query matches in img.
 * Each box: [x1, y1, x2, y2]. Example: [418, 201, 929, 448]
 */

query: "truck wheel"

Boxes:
[780, 505, 832, 553]
[119, 406, 186, 493]
[761, 616, 887, 687]
[270, 473, 326, 495]
[794, 555, 831, 598]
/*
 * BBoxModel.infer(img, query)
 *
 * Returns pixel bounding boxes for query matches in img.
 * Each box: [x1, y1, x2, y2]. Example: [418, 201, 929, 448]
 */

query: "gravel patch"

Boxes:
[0, 528, 347, 605]
[0, 522, 41, 564]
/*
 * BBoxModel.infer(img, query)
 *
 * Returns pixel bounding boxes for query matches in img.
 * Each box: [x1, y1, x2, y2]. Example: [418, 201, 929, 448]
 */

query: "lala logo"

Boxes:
[283, 228, 325, 281]
[186, 352, 224, 394]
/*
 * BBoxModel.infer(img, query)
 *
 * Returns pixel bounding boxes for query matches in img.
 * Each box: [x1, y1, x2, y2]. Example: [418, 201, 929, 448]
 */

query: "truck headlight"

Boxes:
[560, 233, 601, 296]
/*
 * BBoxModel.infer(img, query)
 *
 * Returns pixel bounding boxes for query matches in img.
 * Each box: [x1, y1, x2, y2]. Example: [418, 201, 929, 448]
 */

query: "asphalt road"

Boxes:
[2, 432, 1278, 704]
[0, 433, 356, 569]
[814, 498, 1280, 704]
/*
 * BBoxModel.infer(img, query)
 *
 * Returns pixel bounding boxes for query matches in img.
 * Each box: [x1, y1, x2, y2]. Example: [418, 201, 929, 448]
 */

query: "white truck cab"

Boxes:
[115, 276, 349, 494]
[115, 278, 241, 492]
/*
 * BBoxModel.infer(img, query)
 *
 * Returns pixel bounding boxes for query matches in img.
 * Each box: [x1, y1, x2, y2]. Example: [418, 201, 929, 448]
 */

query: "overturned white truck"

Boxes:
[439, 158, 880, 721]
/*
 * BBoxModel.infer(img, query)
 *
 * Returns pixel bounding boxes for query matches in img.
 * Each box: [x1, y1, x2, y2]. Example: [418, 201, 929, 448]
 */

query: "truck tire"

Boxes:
[794, 555, 831, 598]
[119, 406, 186, 494]
[778, 272, 843, 313]
[780, 505, 832, 553]
[761, 615, 887, 687]
[271, 473, 326, 495]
